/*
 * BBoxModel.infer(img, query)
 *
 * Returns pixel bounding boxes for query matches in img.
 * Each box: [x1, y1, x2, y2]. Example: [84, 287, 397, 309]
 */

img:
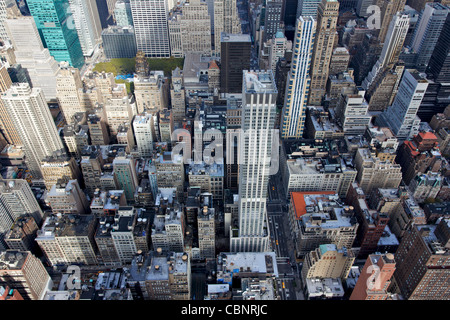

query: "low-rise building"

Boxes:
[232, 278, 277, 300]
[188, 162, 224, 200]
[355, 148, 403, 195]
[45, 179, 90, 215]
[280, 140, 357, 199]
[4, 214, 39, 252]
[288, 192, 359, 259]
[151, 205, 185, 253]
[216, 252, 279, 282]
[305, 106, 344, 140]
[40, 153, 82, 191]
[0, 250, 52, 300]
[304, 278, 345, 300]
[301, 244, 355, 284]
[35, 214, 98, 266]
[126, 251, 191, 300]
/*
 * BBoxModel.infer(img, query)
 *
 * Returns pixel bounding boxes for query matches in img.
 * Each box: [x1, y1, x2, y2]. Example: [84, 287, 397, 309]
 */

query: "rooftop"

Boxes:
[95, 271, 127, 291]
[219, 252, 278, 277]
[0, 179, 28, 193]
[417, 224, 448, 254]
[291, 191, 338, 220]
[377, 226, 400, 246]
[188, 162, 224, 176]
[220, 33, 251, 43]
[305, 278, 345, 298]
[36, 214, 95, 240]
[0, 250, 28, 270]
[377, 188, 402, 200]
[243, 70, 277, 94]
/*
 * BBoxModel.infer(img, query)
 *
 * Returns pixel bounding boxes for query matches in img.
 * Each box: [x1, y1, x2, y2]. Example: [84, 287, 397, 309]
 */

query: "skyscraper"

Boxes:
[102, 25, 137, 59]
[213, 0, 241, 55]
[0, 61, 21, 146]
[264, 0, 284, 42]
[362, 12, 410, 91]
[427, 14, 450, 83]
[268, 31, 291, 75]
[68, 0, 103, 57]
[410, 2, 449, 72]
[281, 16, 316, 139]
[133, 113, 154, 157]
[283, 0, 298, 39]
[130, 0, 171, 57]
[375, 0, 407, 44]
[220, 33, 251, 94]
[56, 62, 83, 123]
[308, 0, 339, 106]
[114, 0, 133, 26]
[170, 67, 186, 124]
[5, 10, 61, 101]
[335, 87, 372, 136]
[0, 0, 16, 42]
[376, 69, 429, 141]
[198, 206, 215, 259]
[1, 83, 65, 180]
[27, 0, 85, 69]
[230, 70, 277, 253]
[167, 0, 212, 57]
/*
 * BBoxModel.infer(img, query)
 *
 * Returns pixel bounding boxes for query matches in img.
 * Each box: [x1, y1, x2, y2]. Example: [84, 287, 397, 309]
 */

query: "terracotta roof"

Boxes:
[291, 191, 336, 220]
[404, 140, 419, 156]
[209, 60, 219, 70]
[418, 131, 437, 141]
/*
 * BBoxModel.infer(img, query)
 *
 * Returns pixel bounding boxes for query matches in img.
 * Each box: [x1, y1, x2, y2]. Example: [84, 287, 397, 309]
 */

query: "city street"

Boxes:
[267, 172, 304, 300]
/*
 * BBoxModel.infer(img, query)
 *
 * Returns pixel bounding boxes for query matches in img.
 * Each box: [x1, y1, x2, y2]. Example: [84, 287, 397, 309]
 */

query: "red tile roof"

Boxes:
[291, 191, 337, 220]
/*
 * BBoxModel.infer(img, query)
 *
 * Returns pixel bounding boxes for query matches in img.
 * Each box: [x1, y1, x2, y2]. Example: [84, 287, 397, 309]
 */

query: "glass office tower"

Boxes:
[27, 0, 84, 69]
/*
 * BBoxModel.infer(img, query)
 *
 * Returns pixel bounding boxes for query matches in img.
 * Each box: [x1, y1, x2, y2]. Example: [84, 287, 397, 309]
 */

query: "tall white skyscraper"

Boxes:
[281, 16, 316, 139]
[130, 0, 171, 57]
[1, 83, 65, 180]
[213, 0, 241, 55]
[362, 13, 410, 90]
[167, 0, 212, 57]
[0, 0, 15, 42]
[5, 11, 61, 101]
[376, 69, 429, 141]
[68, 0, 103, 57]
[230, 70, 277, 253]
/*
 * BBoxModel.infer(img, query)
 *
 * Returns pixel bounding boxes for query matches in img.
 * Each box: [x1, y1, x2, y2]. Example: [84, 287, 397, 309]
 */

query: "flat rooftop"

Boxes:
[188, 162, 224, 176]
[243, 70, 277, 94]
[220, 252, 278, 277]
[291, 191, 338, 220]
[0, 250, 28, 270]
[220, 33, 251, 43]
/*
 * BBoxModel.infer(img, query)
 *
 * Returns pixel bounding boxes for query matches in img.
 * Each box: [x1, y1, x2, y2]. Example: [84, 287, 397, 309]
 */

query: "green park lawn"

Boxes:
[92, 57, 184, 77]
